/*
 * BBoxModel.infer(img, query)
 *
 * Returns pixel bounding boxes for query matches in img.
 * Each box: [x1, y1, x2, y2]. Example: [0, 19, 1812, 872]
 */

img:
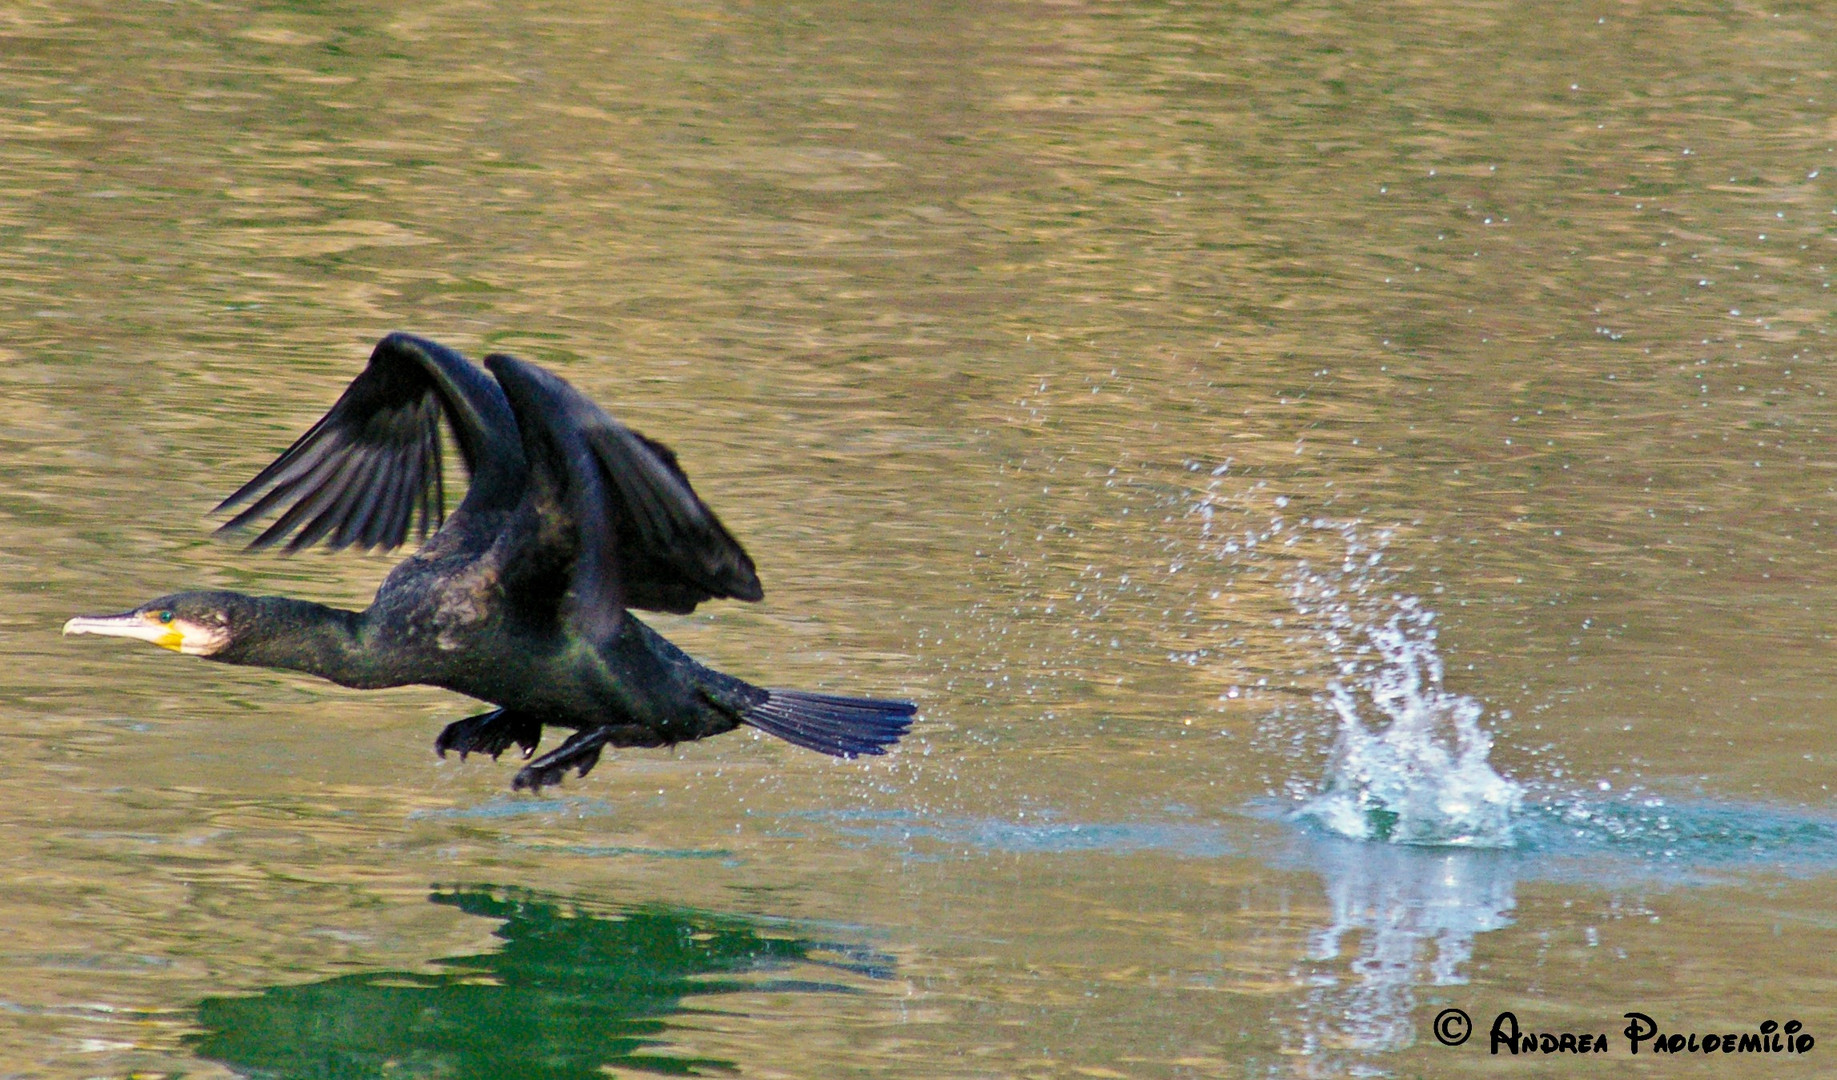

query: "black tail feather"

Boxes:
[744, 691, 916, 758]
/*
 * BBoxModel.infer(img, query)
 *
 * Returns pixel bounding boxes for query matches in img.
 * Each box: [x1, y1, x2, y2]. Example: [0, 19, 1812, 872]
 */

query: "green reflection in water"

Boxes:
[187, 888, 872, 1079]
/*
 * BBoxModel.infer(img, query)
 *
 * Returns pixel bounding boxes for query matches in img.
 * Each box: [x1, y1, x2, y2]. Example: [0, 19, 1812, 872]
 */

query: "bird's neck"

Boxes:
[212, 596, 395, 689]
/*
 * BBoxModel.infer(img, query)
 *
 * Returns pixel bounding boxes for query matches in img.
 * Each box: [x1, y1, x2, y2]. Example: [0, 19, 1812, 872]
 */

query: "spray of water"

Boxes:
[1290, 529, 1523, 846]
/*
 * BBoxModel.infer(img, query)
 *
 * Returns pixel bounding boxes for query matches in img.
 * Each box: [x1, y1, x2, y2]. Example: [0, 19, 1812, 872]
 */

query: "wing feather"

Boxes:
[216, 333, 523, 553]
[586, 423, 763, 607]
[483, 353, 762, 639]
[285, 457, 371, 551]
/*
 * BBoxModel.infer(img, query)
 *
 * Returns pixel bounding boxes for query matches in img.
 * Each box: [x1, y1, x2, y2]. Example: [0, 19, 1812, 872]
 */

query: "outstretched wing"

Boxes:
[483, 353, 762, 639]
[216, 333, 524, 552]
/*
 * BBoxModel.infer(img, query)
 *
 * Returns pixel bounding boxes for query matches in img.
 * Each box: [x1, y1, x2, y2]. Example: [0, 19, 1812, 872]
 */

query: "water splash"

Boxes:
[1291, 529, 1523, 847]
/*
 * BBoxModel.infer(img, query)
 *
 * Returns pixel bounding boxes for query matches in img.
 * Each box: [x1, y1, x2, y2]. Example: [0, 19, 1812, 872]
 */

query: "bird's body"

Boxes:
[65, 334, 914, 789]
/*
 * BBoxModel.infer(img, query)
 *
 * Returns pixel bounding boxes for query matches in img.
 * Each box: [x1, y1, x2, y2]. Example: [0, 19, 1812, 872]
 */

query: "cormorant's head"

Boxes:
[63, 591, 248, 657]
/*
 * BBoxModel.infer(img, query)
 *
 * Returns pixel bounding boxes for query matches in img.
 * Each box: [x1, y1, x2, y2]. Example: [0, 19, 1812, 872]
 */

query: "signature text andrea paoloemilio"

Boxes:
[1488, 1012, 1815, 1055]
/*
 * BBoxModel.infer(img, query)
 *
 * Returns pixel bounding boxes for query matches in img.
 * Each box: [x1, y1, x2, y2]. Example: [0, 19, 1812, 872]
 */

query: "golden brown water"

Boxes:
[4, 1, 1836, 1076]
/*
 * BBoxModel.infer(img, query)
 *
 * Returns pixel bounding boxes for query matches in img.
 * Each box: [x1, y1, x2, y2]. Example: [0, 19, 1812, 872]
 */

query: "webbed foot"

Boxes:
[436, 708, 543, 762]
[512, 728, 614, 792]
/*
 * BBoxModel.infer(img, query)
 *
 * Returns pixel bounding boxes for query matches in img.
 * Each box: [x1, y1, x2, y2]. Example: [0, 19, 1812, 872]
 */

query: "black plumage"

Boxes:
[65, 333, 915, 790]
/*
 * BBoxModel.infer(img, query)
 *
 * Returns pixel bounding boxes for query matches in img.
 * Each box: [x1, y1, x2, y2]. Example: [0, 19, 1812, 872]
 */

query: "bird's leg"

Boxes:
[510, 725, 666, 791]
[512, 727, 615, 791]
[435, 708, 543, 762]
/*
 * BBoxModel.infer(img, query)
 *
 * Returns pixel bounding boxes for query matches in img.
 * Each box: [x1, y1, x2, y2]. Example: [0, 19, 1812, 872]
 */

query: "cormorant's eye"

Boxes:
[157, 610, 174, 624]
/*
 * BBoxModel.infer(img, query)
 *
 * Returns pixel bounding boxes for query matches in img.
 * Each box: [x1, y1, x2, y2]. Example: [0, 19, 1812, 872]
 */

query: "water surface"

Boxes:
[3, 1, 1835, 1076]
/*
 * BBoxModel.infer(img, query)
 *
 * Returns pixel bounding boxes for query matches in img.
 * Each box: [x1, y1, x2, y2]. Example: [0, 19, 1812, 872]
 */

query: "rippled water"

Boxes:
[4, 1, 1836, 1076]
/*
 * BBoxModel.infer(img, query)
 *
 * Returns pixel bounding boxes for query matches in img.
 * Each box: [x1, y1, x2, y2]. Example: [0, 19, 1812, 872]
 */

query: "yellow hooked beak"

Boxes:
[64, 611, 189, 653]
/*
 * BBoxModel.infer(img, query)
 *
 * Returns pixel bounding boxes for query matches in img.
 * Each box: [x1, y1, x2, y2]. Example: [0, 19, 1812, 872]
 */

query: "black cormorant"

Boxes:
[64, 333, 916, 790]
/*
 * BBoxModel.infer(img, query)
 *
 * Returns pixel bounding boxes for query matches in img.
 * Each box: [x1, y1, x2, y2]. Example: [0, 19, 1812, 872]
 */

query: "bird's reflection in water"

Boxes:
[187, 887, 887, 1079]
